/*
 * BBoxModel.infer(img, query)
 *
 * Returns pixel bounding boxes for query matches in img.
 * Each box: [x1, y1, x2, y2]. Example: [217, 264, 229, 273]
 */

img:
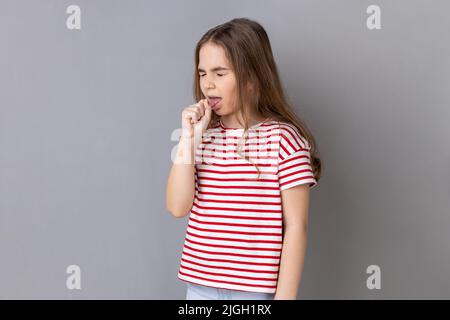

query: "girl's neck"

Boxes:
[220, 114, 268, 129]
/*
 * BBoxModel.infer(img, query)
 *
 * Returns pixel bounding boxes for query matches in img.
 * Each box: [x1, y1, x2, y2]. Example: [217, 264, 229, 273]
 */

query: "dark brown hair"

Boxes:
[193, 17, 322, 183]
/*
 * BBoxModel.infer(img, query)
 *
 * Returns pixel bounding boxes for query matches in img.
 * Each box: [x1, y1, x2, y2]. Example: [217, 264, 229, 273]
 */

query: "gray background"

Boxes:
[1, 0, 449, 299]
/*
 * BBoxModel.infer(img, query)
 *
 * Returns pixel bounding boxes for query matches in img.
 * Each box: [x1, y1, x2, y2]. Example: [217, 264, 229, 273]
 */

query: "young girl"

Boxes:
[166, 18, 322, 300]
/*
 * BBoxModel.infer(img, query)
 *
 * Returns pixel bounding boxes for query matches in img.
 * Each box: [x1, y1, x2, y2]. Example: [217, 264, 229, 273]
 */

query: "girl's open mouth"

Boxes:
[207, 97, 222, 109]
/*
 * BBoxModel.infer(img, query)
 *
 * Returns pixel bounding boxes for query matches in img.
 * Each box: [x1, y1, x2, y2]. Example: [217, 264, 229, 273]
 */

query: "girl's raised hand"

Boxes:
[181, 98, 212, 140]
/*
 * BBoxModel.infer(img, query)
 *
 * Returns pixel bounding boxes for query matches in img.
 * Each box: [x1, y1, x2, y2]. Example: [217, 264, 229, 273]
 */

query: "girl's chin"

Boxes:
[212, 104, 222, 112]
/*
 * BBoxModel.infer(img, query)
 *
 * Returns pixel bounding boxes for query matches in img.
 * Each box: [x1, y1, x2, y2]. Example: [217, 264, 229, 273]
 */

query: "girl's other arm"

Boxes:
[274, 184, 311, 299]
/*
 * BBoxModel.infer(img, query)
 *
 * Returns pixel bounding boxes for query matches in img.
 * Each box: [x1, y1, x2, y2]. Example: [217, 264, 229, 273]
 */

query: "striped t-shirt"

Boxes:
[177, 118, 317, 294]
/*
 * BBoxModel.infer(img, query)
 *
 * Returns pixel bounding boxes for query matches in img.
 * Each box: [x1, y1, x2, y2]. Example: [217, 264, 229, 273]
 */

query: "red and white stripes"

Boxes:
[177, 120, 317, 293]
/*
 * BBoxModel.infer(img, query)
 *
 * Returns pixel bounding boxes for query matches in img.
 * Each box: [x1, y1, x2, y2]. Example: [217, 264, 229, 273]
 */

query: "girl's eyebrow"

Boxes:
[197, 66, 229, 72]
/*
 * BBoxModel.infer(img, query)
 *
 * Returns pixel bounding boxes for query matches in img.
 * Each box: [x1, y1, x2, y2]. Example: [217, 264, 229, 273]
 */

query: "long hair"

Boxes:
[193, 17, 322, 183]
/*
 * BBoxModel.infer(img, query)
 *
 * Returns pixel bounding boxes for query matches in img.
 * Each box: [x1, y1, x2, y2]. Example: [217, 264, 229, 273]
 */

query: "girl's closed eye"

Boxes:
[199, 73, 225, 77]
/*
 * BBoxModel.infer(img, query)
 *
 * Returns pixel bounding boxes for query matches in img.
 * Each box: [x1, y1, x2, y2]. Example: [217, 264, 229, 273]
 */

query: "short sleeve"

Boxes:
[277, 125, 317, 191]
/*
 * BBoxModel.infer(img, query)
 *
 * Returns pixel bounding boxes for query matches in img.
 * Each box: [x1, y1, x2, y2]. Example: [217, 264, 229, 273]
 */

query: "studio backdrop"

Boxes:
[0, 0, 449, 299]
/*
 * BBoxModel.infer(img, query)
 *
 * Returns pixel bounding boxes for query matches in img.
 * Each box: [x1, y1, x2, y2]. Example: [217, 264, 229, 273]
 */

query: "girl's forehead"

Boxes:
[199, 43, 230, 65]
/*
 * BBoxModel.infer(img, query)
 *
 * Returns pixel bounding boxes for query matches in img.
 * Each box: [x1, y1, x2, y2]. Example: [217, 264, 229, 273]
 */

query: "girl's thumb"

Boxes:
[204, 99, 212, 118]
